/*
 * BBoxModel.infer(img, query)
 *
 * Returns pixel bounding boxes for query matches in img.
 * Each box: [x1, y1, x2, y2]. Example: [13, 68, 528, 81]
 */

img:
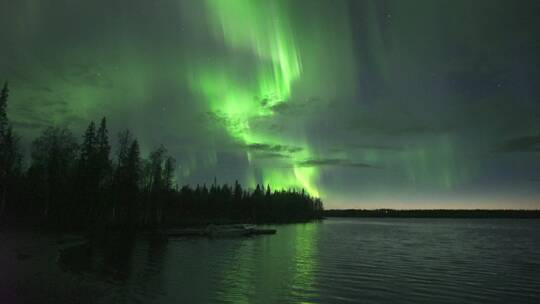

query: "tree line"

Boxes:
[0, 83, 323, 229]
[324, 209, 540, 218]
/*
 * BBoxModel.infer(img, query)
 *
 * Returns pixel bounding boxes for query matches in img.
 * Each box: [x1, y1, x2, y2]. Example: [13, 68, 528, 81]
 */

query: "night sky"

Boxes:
[1, 0, 540, 209]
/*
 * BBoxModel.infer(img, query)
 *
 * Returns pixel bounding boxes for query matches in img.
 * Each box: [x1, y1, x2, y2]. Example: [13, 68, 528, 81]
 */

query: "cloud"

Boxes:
[296, 158, 377, 168]
[269, 97, 323, 115]
[346, 108, 455, 137]
[348, 144, 403, 151]
[252, 152, 291, 159]
[350, 122, 451, 136]
[246, 143, 303, 154]
[495, 134, 540, 152]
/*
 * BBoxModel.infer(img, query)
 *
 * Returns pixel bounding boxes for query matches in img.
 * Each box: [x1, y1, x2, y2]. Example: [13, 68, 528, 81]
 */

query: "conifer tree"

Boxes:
[80, 121, 96, 166]
[163, 156, 176, 191]
[96, 117, 112, 188]
[0, 82, 21, 217]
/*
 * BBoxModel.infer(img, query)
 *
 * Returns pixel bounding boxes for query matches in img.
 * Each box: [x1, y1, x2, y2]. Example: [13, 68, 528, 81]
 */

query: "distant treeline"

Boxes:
[0, 83, 323, 229]
[324, 209, 540, 219]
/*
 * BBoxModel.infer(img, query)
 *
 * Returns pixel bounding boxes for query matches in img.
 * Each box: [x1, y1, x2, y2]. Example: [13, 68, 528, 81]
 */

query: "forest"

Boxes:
[0, 83, 323, 230]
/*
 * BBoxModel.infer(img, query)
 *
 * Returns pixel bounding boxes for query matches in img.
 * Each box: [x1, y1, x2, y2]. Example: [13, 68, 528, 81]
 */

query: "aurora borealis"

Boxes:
[1, 0, 540, 208]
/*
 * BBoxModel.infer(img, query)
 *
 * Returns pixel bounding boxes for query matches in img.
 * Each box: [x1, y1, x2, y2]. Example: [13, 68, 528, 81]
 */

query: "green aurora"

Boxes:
[1, 0, 540, 208]
[189, 0, 321, 197]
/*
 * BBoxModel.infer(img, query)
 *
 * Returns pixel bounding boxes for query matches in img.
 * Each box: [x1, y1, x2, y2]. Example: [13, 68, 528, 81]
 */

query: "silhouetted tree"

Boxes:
[0, 82, 22, 217]
[75, 118, 113, 223]
[163, 156, 176, 191]
[96, 117, 112, 187]
[113, 130, 141, 226]
[127, 140, 141, 188]
[77, 121, 97, 220]
[0, 82, 8, 136]
[29, 126, 78, 220]
[80, 121, 97, 165]
[1, 85, 324, 228]
[93, 117, 112, 221]
[141, 145, 178, 225]
[145, 146, 168, 193]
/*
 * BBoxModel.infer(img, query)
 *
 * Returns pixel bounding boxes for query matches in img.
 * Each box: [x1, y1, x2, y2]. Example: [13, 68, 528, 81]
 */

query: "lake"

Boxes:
[2, 218, 540, 303]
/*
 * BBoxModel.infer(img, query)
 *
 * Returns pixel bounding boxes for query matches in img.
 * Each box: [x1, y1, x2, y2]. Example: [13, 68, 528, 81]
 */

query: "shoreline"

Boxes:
[324, 209, 540, 219]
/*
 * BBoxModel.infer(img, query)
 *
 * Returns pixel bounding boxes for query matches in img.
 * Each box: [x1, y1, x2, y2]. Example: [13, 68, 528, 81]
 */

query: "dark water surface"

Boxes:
[3, 218, 540, 303]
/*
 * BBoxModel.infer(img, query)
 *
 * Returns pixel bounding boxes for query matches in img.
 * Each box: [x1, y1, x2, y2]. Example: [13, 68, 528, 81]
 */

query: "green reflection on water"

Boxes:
[212, 223, 320, 303]
[57, 223, 322, 303]
[291, 223, 319, 301]
[216, 240, 255, 304]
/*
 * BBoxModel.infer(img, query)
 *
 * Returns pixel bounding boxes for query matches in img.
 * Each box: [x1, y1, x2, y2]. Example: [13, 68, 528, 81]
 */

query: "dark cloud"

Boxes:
[269, 97, 323, 115]
[246, 143, 303, 154]
[348, 144, 403, 151]
[252, 152, 291, 160]
[350, 121, 453, 137]
[495, 134, 540, 153]
[346, 108, 455, 137]
[296, 158, 377, 169]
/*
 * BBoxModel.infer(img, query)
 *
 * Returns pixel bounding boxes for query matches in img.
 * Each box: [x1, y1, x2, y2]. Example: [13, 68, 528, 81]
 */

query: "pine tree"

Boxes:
[78, 121, 97, 217]
[127, 140, 141, 189]
[163, 156, 176, 191]
[148, 145, 166, 193]
[0, 82, 22, 218]
[234, 180, 243, 200]
[0, 82, 8, 139]
[96, 117, 111, 188]
[116, 130, 132, 173]
[96, 117, 110, 156]
[112, 131, 140, 225]
[80, 121, 97, 165]
[254, 184, 263, 197]
[0, 82, 11, 172]
[30, 127, 78, 218]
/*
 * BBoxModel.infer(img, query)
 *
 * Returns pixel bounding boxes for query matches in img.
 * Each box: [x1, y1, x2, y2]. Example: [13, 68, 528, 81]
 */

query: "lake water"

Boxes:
[2, 218, 540, 303]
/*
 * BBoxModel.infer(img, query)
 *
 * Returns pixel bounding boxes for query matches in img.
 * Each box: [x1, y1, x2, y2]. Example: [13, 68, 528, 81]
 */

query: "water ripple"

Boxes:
[50, 219, 540, 304]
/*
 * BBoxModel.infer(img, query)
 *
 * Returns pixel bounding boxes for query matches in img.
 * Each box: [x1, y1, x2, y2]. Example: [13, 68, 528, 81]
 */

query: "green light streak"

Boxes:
[206, 0, 301, 100]
[398, 135, 468, 190]
[188, 0, 319, 196]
